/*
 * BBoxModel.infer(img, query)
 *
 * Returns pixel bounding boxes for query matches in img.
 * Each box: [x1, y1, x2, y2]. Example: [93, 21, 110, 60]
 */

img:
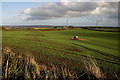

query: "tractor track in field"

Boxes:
[23, 39, 120, 65]
[34, 42, 120, 65]
[42, 44, 120, 65]
[72, 43, 120, 61]
[77, 40, 120, 51]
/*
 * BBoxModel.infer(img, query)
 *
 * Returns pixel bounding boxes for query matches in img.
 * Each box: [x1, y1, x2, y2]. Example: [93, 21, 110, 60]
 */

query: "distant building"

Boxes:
[5, 27, 11, 30]
[54, 26, 64, 28]
[33, 27, 41, 29]
[33, 27, 46, 30]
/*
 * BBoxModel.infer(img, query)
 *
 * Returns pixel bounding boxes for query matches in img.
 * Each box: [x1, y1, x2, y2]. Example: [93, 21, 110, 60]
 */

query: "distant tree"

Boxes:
[28, 28, 34, 31]
[1, 27, 5, 30]
[54, 27, 57, 28]
[68, 26, 74, 29]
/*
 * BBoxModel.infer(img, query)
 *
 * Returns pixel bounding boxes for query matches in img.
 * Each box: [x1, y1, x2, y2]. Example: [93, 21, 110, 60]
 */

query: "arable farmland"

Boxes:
[2, 27, 119, 79]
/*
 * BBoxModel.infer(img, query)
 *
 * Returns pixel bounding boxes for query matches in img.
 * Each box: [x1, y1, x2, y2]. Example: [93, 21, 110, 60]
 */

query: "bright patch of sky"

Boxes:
[1, 1, 118, 26]
[1, 0, 119, 2]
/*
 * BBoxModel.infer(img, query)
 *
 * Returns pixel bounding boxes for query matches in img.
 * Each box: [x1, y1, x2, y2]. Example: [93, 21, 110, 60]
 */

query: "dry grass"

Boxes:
[2, 47, 108, 80]
[2, 47, 75, 79]
[83, 56, 104, 80]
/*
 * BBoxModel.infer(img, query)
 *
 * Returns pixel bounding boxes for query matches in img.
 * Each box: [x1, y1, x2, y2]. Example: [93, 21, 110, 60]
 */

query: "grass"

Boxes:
[2, 28, 120, 79]
[2, 47, 103, 79]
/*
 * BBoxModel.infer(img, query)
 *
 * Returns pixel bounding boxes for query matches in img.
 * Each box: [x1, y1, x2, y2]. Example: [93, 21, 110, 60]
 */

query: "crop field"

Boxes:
[2, 28, 120, 79]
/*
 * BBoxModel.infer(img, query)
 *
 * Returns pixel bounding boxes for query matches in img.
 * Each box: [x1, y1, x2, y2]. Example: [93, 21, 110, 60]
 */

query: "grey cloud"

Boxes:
[24, 2, 67, 20]
[22, 2, 118, 20]
[66, 2, 97, 11]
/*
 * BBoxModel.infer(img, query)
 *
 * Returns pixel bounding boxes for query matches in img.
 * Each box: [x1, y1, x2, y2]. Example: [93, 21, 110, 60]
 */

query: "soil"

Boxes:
[71, 38, 86, 40]
[68, 48, 82, 52]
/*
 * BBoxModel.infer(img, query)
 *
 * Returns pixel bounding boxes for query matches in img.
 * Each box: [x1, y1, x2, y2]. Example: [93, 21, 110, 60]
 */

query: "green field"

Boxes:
[2, 28, 119, 79]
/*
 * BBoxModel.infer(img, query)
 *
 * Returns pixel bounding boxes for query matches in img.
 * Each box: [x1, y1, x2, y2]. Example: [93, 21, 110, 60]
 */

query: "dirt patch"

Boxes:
[68, 48, 82, 52]
[79, 39, 86, 40]
[2, 37, 11, 38]
[71, 38, 86, 41]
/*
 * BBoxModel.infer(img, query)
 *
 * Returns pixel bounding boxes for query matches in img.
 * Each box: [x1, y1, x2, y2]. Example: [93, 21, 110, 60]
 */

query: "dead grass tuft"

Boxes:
[2, 47, 75, 79]
[83, 56, 104, 80]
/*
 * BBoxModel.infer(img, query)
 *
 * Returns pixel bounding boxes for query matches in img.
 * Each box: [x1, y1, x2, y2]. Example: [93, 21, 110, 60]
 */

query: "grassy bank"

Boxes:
[3, 47, 104, 79]
[2, 28, 119, 79]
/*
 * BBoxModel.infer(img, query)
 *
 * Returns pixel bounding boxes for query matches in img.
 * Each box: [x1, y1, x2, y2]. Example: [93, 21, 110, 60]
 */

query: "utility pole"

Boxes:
[96, 19, 98, 27]
[96, 16, 98, 29]
[67, 18, 69, 27]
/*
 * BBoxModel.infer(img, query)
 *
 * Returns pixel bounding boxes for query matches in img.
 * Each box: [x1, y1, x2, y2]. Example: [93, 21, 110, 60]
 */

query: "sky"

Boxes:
[1, 0, 119, 26]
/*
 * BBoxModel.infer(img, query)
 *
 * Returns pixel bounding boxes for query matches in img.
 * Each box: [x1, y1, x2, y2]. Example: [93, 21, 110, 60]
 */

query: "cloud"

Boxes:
[23, 8, 31, 14]
[21, 2, 118, 20]
[22, 3, 67, 20]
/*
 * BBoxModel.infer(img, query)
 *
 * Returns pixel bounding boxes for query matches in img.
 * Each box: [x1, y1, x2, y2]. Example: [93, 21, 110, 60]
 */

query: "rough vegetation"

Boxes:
[2, 28, 119, 79]
[2, 47, 106, 80]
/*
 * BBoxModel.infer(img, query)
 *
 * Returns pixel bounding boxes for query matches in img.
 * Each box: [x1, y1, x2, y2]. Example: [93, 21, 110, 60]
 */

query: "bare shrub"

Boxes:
[83, 56, 104, 80]
[2, 47, 75, 79]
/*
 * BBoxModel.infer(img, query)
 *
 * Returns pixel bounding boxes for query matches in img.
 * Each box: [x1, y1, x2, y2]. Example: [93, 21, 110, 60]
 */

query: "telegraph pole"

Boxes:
[96, 19, 98, 27]
[96, 16, 98, 29]
[67, 18, 69, 27]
